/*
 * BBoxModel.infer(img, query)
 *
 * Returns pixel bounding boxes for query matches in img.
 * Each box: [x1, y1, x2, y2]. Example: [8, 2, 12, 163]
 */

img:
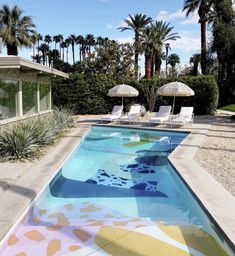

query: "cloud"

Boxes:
[156, 9, 185, 21]
[181, 13, 199, 25]
[107, 24, 114, 29]
[115, 37, 133, 44]
[156, 9, 199, 25]
[170, 34, 200, 52]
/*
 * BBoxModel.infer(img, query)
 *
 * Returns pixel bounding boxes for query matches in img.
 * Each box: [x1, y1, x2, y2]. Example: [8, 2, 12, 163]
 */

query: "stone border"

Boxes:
[0, 125, 90, 242]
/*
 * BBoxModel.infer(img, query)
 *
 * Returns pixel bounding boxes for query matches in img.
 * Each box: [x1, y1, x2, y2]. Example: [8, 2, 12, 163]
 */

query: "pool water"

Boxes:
[0, 126, 233, 255]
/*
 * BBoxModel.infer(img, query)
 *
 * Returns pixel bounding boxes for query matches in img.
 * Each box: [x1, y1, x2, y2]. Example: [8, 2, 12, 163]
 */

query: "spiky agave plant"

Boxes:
[0, 109, 73, 161]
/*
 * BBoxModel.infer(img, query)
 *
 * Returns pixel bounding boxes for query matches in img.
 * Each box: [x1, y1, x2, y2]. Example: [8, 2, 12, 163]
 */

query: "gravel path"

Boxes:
[195, 115, 235, 197]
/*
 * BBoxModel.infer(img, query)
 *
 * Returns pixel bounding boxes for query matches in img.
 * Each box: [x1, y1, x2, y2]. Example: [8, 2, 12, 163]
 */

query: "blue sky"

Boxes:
[2, 0, 201, 68]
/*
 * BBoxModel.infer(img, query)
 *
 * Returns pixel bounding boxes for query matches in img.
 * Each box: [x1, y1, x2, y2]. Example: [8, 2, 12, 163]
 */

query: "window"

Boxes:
[0, 79, 18, 119]
[22, 81, 37, 115]
[40, 83, 50, 111]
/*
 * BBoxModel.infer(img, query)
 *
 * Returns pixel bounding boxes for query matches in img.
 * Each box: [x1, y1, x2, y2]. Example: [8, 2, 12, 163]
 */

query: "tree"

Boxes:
[85, 34, 95, 56]
[65, 38, 70, 63]
[119, 14, 152, 79]
[0, 4, 36, 55]
[140, 26, 156, 79]
[75, 41, 135, 81]
[38, 43, 49, 65]
[212, 0, 235, 105]
[35, 33, 43, 63]
[68, 34, 77, 64]
[53, 34, 63, 51]
[165, 43, 171, 77]
[76, 35, 84, 61]
[151, 21, 180, 77]
[183, 0, 213, 75]
[190, 53, 201, 75]
[31, 34, 37, 60]
[44, 34, 52, 46]
[168, 53, 180, 77]
[60, 41, 67, 62]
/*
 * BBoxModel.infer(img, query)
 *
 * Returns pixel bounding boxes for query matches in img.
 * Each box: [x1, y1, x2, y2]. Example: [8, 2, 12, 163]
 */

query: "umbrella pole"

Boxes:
[122, 97, 124, 106]
[172, 96, 176, 114]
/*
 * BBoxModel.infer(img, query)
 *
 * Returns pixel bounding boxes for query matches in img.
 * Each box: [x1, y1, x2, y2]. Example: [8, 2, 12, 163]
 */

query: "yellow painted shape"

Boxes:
[96, 226, 190, 256]
[160, 225, 228, 256]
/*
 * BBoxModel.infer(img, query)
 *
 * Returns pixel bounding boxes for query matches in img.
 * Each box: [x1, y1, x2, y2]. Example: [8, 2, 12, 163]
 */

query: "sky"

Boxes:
[1, 0, 202, 70]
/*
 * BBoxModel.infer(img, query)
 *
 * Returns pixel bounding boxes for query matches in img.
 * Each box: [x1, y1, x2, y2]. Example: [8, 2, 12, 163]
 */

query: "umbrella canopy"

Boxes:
[108, 84, 139, 105]
[157, 82, 194, 113]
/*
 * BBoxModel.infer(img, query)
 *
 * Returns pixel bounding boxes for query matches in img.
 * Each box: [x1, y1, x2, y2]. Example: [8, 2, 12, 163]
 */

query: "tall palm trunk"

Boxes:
[200, 20, 207, 75]
[79, 46, 82, 61]
[7, 44, 18, 55]
[155, 49, 161, 77]
[37, 40, 40, 63]
[145, 53, 152, 79]
[72, 43, 75, 64]
[62, 48, 65, 62]
[165, 48, 169, 77]
[134, 33, 139, 79]
[66, 47, 69, 63]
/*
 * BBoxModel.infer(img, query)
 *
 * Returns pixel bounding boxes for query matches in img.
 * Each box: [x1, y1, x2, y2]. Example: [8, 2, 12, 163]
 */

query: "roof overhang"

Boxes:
[0, 56, 69, 79]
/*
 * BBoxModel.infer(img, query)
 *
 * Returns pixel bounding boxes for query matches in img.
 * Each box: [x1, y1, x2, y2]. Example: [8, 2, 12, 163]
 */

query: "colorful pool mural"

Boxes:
[0, 126, 233, 255]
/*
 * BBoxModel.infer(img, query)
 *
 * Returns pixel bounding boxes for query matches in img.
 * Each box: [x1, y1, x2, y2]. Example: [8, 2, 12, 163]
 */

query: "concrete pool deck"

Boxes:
[0, 114, 234, 252]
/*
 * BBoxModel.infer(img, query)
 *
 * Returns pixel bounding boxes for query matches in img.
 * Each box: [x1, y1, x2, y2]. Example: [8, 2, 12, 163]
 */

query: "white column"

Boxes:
[36, 83, 40, 113]
[48, 83, 52, 110]
[17, 80, 23, 117]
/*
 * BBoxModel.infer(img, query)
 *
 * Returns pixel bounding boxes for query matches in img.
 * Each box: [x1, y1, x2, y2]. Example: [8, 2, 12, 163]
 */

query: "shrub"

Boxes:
[52, 75, 219, 115]
[0, 109, 73, 161]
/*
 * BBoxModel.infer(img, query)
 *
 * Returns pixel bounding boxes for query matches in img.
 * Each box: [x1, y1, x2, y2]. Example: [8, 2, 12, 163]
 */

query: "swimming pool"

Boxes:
[0, 126, 233, 255]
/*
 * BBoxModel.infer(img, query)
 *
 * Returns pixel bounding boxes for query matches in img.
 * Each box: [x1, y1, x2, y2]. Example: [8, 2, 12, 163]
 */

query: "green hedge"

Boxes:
[52, 75, 219, 115]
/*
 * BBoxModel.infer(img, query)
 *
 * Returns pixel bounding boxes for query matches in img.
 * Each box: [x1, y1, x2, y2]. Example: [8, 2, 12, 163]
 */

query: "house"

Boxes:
[0, 56, 68, 125]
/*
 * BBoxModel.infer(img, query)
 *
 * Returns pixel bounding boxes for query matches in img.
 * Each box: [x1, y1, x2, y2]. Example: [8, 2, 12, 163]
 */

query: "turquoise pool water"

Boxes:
[0, 126, 234, 256]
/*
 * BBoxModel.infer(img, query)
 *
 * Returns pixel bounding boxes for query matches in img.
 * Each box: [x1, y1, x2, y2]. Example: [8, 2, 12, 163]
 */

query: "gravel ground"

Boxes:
[195, 115, 235, 197]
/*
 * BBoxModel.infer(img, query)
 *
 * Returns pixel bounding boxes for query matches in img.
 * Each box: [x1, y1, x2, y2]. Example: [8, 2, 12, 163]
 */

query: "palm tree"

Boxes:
[35, 33, 43, 63]
[190, 53, 201, 75]
[140, 26, 155, 79]
[152, 21, 180, 77]
[53, 34, 62, 50]
[44, 34, 52, 47]
[119, 14, 152, 79]
[168, 53, 180, 77]
[31, 34, 37, 60]
[183, 0, 213, 75]
[165, 43, 171, 77]
[0, 4, 36, 55]
[38, 43, 49, 65]
[60, 41, 67, 62]
[68, 34, 77, 64]
[76, 35, 84, 61]
[85, 34, 95, 55]
[65, 38, 70, 63]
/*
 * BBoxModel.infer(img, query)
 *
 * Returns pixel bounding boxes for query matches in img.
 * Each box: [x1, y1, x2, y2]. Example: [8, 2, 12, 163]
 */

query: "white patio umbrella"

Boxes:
[157, 81, 194, 114]
[108, 84, 139, 106]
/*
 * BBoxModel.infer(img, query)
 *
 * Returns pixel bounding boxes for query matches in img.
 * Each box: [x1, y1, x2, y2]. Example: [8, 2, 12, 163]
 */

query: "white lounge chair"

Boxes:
[149, 105, 172, 125]
[101, 105, 123, 122]
[171, 107, 194, 126]
[118, 105, 141, 123]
